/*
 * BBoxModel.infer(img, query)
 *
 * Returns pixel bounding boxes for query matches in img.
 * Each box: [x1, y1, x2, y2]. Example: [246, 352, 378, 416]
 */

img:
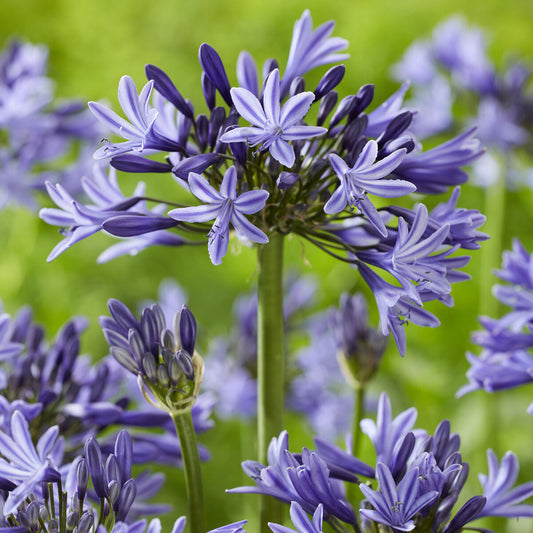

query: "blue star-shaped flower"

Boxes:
[325, 141, 412, 236]
[168, 166, 269, 265]
[359, 463, 439, 531]
[219, 69, 326, 167]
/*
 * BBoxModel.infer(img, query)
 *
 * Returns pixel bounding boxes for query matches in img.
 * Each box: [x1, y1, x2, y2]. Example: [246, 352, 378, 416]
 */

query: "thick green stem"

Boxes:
[257, 232, 285, 530]
[171, 410, 205, 533]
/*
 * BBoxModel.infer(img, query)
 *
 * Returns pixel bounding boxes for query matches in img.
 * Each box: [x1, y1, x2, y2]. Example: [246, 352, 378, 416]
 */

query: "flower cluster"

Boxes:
[39, 10, 487, 354]
[232, 392, 533, 532]
[0, 40, 103, 209]
[458, 239, 533, 413]
[392, 15, 533, 188]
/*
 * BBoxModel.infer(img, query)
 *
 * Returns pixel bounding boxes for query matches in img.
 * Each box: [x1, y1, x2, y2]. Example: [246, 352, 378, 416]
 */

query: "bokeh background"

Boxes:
[1, 0, 533, 530]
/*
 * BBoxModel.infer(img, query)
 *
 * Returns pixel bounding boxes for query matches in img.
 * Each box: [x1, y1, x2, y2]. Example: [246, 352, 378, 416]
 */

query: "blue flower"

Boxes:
[228, 431, 355, 524]
[280, 10, 349, 97]
[219, 69, 326, 167]
[360, 393, 417, 468]
[269, 502, 323, 533]
[324, 141, 411, 236]
[0, 411, 63, 515]
[477, 450, 533, 519]
[359, 462, 439, 531]
[169, 166, 269, 265]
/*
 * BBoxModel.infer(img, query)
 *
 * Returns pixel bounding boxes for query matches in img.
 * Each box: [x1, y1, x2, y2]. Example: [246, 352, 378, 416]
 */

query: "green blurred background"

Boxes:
[1, 0, 533, 530]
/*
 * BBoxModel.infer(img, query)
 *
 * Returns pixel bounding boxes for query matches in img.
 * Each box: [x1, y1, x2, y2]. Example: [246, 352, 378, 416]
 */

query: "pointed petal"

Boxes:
[263, 69, 281, 123]
[220, 167, 237, 199]
[168, 204, 221, 223]
[269, 138, 295, 167]
[230, 88, 266, 127]
[188, 173, 223, 203]
[231, 211, 269, 244]
[234, 189, 269, 214]
[280, 91, 315, 126]
[282, 125, 327, 140]
[324, 184, 347, 214]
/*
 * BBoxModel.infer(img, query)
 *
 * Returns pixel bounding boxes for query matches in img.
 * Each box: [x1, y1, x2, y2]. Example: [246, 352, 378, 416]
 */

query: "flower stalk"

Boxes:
[171, 410, 206, 533]
[257, 231, 285, 529]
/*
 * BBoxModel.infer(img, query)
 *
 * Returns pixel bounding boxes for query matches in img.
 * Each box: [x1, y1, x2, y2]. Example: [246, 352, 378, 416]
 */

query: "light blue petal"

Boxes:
[282, 125, 327, 141]
[168, 204, 221, 223]
[188, 173, 224, 204]
[234, 189, 269, 214]
[230, 87, 266, 127]
[220, 167, 237, 200]
[280, 92, 315, 127]
[263, 69, 281, 124]
[323, 185, 347, 214]
[269, 138, 295, 167]
[231, 211, 269, 244]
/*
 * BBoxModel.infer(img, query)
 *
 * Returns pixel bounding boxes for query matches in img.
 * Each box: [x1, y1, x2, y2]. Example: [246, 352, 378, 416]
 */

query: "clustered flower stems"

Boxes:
[257, 232, 285, 530]
[171, 410, 206, 533]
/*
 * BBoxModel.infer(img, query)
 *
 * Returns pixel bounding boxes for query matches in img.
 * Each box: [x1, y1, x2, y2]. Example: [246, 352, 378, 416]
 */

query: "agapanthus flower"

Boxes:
[0, 411, 63, 514]
[359, 462, 439, 531]
[324, 141, 412, 236]
[220, 69, 326, 167]
[169, 166, 268, 264]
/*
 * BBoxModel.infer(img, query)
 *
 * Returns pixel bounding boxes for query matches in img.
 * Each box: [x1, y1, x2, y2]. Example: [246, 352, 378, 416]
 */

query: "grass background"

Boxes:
[1, 0, 533, 530]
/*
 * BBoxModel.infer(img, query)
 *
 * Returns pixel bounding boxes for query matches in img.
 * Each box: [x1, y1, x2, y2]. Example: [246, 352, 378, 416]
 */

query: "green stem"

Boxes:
[257, 232, 285, 530]
[352, 385, 365, 458]
[171, 410, 205, 533]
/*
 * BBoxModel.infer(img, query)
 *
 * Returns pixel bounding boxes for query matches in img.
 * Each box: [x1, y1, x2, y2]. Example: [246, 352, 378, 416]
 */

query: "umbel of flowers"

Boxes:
[36, 9, 492, 532]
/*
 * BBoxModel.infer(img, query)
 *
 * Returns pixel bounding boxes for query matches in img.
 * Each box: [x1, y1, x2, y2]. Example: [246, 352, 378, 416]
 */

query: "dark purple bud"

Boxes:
[433, 419, 451, 464]
[116, 479, 137, 522]
[390, 432, 416, 482]
[209, 106, 227, 148]
[348, 84, 374, 120]
[42, 465, 61, 483]
[317, 91, 338, 126]
[77, 513, 94, 533]
[0, 477, 16, 491]
[66, 513, 78, 531]
[145, 64, 194, 120]
[445, 462, 469, 496]
[157, 364, 170, 388]
[110, 154, 172, 174]
[110, 346, 139, 374]
[330, 94, 358, 128]
[262, 58, 279, 86]
[443, 496, 486, 533]
[107, 300, 139, 332]
[76, 458, 89, 500]
[114, 431, 132, 483]
[105, 454, 122, 487]
[84, 437, 107, 498]
[276, 172, 299, 190]
[172, 153, 219, 181]
[201, 72, 216, 111]
[341, 115, 368, 153]
[140, 307, 160, 357]
[48, 520, 59, 533]
[377, 111, 413, 149]
[237, 51, 258, 96]
[178, 305, 196, 355]
[177, 349, 195, 381]
[289, 76, 305, 97]
[314, 65, 345, 100]
[196, 114, 209, 151]
[199, 43, 232, 107]
[103, 215, 178, 238]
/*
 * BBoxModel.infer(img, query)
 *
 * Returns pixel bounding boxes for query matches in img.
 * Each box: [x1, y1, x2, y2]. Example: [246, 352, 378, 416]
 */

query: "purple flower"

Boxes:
[365, 82, 411, 138]
[219, 69, 326, 167]
[360, 393, 417, 468]
[392, 127, 484, 194]
[269, 502, 324, 533]
[359, 463, 439, 531]
[477, 450, 533, 518]
[168, 166, 269, 265]
[324, 141, 411, 236]
[228, 431, 355, 524]
[0, 411, 63, 515]
[280, 9, 349, 97]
